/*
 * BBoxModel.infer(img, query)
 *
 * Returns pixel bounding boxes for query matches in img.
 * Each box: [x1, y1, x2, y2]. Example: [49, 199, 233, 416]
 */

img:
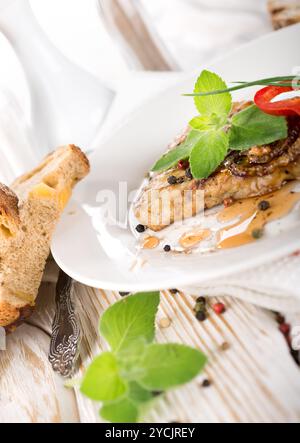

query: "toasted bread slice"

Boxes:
[0, 145, 90, 331]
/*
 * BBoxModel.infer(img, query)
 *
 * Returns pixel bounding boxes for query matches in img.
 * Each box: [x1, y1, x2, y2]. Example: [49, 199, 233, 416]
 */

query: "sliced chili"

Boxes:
[254, 85, 300, 117]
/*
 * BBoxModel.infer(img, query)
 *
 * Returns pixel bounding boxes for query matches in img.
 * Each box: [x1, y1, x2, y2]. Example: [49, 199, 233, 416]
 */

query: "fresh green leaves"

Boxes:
[152, 70, 289, 179]
[193, 70, 232, 116]
[137, 343, 207, 390]
[79, 292, 207, 423]
[229, 104, 288, 151]
[151, 130, 202, 172]
[190, 130, 228, 179]
[100, 291, 159, 353]
[80, 352, 128, 402]
[100, 397, 138, 423]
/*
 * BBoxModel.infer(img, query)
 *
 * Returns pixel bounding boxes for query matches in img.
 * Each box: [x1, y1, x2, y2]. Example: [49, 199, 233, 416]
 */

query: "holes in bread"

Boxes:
[43, 176, 59, 189]
[0, 224, 12, 238]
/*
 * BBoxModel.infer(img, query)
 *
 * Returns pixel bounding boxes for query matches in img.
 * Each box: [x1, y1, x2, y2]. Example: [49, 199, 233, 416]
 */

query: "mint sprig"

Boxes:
[78, 292, 207, 423]
[229, 104, 287, 151]
[193, 70, 232, 117]
[152, 70, 288, 179]
[190, 130, 228, 179]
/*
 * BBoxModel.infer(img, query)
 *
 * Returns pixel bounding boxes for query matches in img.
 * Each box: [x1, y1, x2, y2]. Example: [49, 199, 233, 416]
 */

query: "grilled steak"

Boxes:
[134, 105, 300, 231]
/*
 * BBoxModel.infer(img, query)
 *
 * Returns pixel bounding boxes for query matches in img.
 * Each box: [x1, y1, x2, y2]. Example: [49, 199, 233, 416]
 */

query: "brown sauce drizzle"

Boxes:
[179, 229, 211, 249]
[142, 236, 160, 249]
[217, 182, 300, 249]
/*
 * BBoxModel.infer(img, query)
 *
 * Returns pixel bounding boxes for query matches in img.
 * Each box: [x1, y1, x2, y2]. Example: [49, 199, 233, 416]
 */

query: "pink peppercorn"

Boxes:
[213, 302, 226, 315]
[178, 159, 189, 170]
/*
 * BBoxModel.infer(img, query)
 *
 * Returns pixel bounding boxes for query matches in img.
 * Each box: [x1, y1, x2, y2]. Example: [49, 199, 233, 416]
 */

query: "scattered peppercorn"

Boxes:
[167, 175, 177, 185]
[252, 228, 264, 239]
[159, 317, 171, 328]
[185, 168, 193, 179]
[201, 379, 211, 388]
[220, 342, 230, 351]
[163, 244, 171, 252]
[178, 159, 189, 170]
[135, 224, 146, 233]
[196, 296, 206, 304]
[170, 288, 179, 294]
[194, 302, 205, 313]
[258, 200, 271, 211]
[119, 292, 130, 297]
[279, 323, 290, 336]
[213, 302, 226, 315]
[196, 310, 207, 322]
[176, 176, 185, 184]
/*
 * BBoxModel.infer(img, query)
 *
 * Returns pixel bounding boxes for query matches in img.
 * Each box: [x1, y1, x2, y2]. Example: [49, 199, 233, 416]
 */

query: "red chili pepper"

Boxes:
[254, 85, 300, 117]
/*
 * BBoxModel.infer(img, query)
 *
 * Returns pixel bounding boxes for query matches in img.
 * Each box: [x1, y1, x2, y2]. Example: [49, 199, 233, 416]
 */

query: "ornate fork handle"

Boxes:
[49, 271, 81, 377]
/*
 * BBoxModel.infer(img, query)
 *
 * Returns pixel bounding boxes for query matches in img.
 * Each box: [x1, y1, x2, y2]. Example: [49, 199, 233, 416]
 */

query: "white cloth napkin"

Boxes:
[185, 253, 300, 312]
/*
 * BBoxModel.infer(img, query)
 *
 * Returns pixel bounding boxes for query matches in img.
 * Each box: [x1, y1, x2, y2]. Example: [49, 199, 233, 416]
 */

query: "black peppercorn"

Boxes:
[170, 288, 179, 294]
[135, 224, 146, 233]
[176, 177, 185, 184]
[252, 228, 264, 239]
[163, 244, 171, 252]
[258, 200, 270, 211]
[119, 292, 130, 297]
[196, 310, 207, 322]
[185, 168, 193, 179]
[202, 379, 211, 388]
[167, 175, 177, 185]
[196, 296, 206, 304]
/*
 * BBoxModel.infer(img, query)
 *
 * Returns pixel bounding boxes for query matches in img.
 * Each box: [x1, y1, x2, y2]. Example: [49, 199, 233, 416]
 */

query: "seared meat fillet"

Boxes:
[134, 109, 300, 231]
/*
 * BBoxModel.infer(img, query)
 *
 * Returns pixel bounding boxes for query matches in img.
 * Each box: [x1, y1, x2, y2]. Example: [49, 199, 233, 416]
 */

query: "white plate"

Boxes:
[52, 24, 300, 291]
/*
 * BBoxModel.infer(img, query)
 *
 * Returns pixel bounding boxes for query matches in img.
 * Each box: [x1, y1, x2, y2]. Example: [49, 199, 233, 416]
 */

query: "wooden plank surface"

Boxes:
[0, 261, 299, 423]
[71, 286, 300, 423]
[0, 281, 79, 423]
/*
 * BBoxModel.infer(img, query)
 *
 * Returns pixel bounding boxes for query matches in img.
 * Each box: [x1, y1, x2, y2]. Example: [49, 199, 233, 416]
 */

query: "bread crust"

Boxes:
[0, 145, 89, 330]
[268, 0, 300, 29]
[0, 183, 20, 231]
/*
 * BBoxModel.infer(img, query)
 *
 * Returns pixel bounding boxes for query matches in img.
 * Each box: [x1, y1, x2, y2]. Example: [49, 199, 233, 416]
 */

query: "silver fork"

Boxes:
[49, 270, 81, 378]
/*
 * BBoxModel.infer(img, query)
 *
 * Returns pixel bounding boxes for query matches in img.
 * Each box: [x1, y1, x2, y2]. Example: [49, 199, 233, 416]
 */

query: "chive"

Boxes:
[183, 75, 297, 97]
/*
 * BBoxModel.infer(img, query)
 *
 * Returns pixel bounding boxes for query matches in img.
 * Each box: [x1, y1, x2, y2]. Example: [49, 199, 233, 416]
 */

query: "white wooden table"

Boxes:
[1, 270, 300, 423]
[0, 0, 300, 423]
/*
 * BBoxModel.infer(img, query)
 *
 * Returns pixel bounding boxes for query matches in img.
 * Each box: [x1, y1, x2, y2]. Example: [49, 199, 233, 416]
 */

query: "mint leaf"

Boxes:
[100, 291, 160, 353]
[117, 337, 147, 364]
[81, 352, 127, 402]
[137, 343, 207, 390]
[100, 398, 138, 423]
[129, 382, 152, 404]
[194, 70, 232, 116]
[189, 113, 227, 131]
[229, 104, 288, 151]
[151, 130, 202, 172]
[100, 382, 151, 423]
[190, 130, 229, 179]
